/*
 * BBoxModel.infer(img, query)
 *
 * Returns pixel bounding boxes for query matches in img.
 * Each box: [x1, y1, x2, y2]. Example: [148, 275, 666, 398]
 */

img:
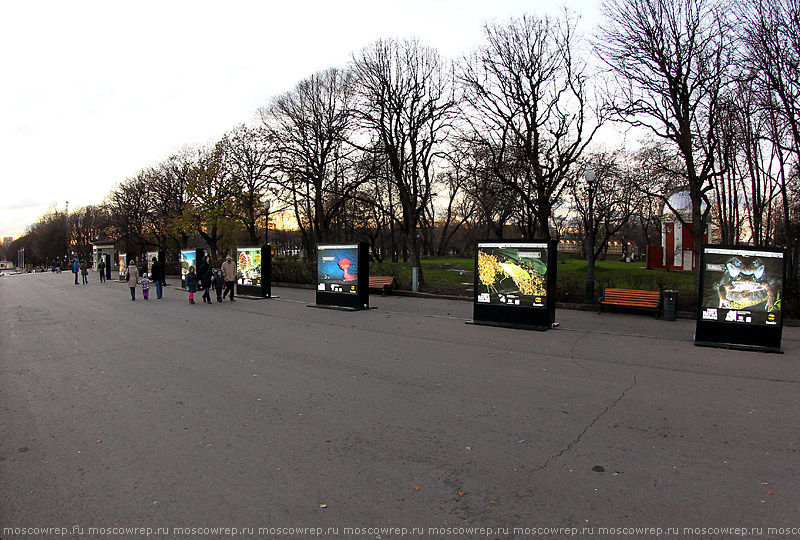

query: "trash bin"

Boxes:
[662, 289, 678, 321]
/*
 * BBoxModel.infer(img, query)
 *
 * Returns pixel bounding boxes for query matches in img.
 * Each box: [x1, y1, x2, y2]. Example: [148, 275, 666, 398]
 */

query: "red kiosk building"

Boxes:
[647, 190, 710, 271]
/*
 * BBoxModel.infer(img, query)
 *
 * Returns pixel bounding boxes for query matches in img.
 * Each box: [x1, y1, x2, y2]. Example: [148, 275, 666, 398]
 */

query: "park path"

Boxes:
[1, 272, 799, 539]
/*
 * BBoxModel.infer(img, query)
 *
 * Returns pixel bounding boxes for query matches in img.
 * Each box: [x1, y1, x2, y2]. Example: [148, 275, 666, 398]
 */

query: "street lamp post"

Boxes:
[584, 168, 596, 304]
[262, 200, 271, 298]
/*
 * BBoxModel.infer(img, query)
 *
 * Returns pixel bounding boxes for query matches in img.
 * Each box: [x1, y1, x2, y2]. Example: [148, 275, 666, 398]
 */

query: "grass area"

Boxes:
[276, 253, 797, 317]
[372, 257, 474, 296]
[373, 255, 698, 308]
[557, 258, 695, 296]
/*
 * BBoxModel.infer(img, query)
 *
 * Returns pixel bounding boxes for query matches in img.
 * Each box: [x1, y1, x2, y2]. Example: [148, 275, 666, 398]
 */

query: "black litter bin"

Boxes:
[662, 289, 678, 321]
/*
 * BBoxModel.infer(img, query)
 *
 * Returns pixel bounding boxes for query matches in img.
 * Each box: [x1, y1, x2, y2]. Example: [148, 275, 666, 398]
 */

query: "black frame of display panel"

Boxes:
[694, 244, 787, 353]
[235, 246, 272, 298]
[314, 242, 369, 310]
[471, 239, 557, 330]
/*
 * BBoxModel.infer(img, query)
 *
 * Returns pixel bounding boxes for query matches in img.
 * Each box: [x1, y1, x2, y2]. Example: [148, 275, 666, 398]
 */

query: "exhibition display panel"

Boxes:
[695, 245, 786, 353]
[471, 240, 557, 330]
[117, 254, 127, 280]
[236, 246, 272, 298]
[314, 242, 369, 310]
[180, 250, 196, 289]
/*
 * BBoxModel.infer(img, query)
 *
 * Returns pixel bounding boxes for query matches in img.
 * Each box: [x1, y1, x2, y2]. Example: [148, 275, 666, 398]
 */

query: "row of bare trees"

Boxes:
[7, 0, 800, 286]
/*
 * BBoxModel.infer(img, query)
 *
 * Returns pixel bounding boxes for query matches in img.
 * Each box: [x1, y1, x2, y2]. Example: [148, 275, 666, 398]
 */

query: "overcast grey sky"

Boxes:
[0, 0, 601, 239]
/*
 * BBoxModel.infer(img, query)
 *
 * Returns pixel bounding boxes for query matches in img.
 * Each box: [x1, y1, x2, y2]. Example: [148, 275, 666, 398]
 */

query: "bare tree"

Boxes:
[185, 142, 235, 259]
[739, 0, 800, 274]
[460, 12, 602, 241]
[709, 90, 744, 245]
[352, 39, 457, 286]
[70, 205, 110, 258]
[597, 0, 734, 287]
[570, 149, 637, 301]
[261, 68, 359, 259]
[150, 149, 195, 251]
[26, 207, 70, 265]
[626, 152, 665, 263]
[459, 143, 519, 240]
[423, 150, 477, 256]
[223, 124, 275, 245]
[105, 173, 154, 255]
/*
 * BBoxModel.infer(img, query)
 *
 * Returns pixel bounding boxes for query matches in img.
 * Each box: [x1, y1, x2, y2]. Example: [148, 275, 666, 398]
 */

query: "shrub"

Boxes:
[272, 260, 315, 284]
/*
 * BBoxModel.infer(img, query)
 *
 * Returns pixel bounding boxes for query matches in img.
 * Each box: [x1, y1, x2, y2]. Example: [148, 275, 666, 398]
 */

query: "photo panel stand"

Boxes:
[235, 245, 276, 299]
[310, 242, 370, 311]
[694, 245, 786, 353]
[469, 240, 557, 331]
[179, 249, 199, 290]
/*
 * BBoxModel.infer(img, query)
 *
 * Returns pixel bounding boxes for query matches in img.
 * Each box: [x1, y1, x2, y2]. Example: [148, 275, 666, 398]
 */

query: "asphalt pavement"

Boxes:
[1, 271, 799, 540]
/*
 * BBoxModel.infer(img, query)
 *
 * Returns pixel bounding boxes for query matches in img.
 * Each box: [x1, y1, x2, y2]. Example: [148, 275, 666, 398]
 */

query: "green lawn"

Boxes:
[557, 258, 695, 291]
[373, 255, 698, 307]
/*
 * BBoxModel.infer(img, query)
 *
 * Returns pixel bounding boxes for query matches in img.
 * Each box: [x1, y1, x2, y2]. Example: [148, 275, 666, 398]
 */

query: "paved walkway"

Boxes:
[1, 272, 799, 539]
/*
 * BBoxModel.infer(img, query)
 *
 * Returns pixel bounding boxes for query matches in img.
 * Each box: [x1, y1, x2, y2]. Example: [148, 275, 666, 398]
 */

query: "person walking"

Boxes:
[138, 273, 152, 300]
[80, 260, 89, 285]
[72, 257, 80, 284]
[220, 254, 236, 302]
[97, 258, 106, 283]
[150, 257, 165, 299]
[212, 268, 225, 303]
[185, 265, 198, 304]
[198, 255, 213, 304]
[126, 259, 140, 301]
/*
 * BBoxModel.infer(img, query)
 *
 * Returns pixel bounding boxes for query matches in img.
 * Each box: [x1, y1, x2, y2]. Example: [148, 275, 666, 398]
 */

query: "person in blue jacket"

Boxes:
[72, 258, 80, 284]
[185, 266, 198, 304]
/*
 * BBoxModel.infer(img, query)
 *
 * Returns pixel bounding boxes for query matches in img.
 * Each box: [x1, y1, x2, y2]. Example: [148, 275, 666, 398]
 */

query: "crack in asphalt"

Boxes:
[569, 331, 593, 376]
[532, 373, 639, 472]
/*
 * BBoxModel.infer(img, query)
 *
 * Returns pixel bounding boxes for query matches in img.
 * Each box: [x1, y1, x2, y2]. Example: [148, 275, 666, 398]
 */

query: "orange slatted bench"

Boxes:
[599, 288, 661, 317]
[369, 276, 396, 296]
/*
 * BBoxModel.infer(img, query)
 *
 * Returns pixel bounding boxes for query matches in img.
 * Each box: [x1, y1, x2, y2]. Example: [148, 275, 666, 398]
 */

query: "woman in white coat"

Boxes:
[126, 259, 140, 301]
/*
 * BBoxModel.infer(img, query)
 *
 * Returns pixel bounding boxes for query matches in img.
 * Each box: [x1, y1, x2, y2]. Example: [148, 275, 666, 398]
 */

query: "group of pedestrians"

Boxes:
[125, 257, 166, 301]
[72, 258, 89, 285]
[71, 256, 108, 284]
[183, 254, 237, 305]
[125, 254, 236, 304]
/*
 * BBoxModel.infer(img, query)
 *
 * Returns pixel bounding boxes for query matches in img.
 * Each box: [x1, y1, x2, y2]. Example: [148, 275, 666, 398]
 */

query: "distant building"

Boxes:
[647, 190, 710, 271]
[2, 237, 12, 247]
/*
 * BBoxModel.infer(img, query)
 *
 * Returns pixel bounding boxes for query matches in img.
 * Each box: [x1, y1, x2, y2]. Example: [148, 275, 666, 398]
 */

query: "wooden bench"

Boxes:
[369, 276, 396, 296]
[599, 288, 661, 317]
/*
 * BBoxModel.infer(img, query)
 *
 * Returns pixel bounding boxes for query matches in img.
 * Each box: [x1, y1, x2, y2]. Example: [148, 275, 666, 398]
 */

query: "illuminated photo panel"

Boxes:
[146, 251, 158, 275]
[118, 254, 127, 278]
[237, 247, 262, 286]
[180, 250, 196, 280]
[476, 242, 549, 309]
[317, 244, 359, 295]
[700, 247, 785, 327]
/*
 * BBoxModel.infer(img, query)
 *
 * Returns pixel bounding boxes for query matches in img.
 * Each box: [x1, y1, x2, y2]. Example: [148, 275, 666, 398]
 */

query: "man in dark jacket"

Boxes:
[97, 258, 106, 283]
[198, 255, 213, 303]
[150, 257, 166, 299]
